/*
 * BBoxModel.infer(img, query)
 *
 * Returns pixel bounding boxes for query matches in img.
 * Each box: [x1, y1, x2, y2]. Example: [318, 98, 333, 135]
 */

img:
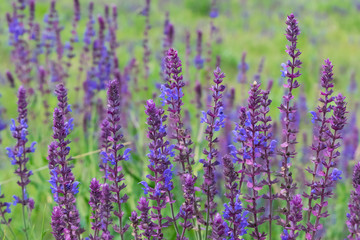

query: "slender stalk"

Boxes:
[168, 192, 180, 235]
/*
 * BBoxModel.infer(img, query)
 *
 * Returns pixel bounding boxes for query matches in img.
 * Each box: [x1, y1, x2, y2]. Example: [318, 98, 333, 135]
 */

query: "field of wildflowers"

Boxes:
[0, 0, 359, 239]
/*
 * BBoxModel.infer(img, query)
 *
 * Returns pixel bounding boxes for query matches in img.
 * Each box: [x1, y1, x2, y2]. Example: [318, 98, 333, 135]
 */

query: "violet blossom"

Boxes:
[100, 80, 131, 240]
[141, 99, 179, 238]
[100, 183, 113, 240]
[199, 67, 226, 239]
[222, 154, 249, 239]
[259, 89, 279, 239]
[6, 86, 35, 239]
[278, 13, 301, 227]
[47, 84, 83, 239]
[307, 94, 347, 240]
[161, 48, 194, 174]
[89, 178, 102, 239]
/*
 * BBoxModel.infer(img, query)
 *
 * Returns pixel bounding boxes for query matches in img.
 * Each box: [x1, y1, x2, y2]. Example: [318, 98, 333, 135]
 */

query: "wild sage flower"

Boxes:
[137, 196, 156, 239]
[259, 89, 279, 239]
[240, 82, 266, 239]
[89, 178, 102, 239]
[278, 13, 301, 227]
[307, 94, 347, 239]
[199, 67, 226, 238]
[161, 48, 194, 174]
[100, 80, 131, 239]
[51, 206, 66, 240]
[100, 183, 113, 240]
[179, 173, 197, 239]
[141, 99, 178, 238]
[304, 59, 335, 232]
[222, 155, 249, 238]
[280, 194, 303, 239]
[211, 214, 228, 239]
[47, 84, 83, 239]
[6, 86, 36, 239]
[129, 211, 140, 240]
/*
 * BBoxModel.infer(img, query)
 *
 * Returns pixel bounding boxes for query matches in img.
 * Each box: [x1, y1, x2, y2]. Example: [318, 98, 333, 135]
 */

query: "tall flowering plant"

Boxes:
[161, 48, 194, 174]
[47, 84, 83, 239]
[6, 86, 36, 239]
[199, 67, 226, 238]
[278, 13, 301, 227]
[139, 99, 178, 238]
[100, 80, 131, 240]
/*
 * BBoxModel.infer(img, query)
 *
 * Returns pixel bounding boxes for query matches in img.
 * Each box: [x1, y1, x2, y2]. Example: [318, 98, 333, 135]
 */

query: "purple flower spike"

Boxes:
[211, 213, 228, 239]
[303, 59, 336, 235]
[143, 99, 179, 237]
[137, 197, 156, 238]
[307, 93, 347, 239]
[259, 90, 279, 239]
[282, 194, 303, 239]
[51, 206, 66, 240]
[179, 173, 197, 239]
[347, 163, 360, 239]
[89, 178, 102, 239]
[47, 84, 83, 239]
[162, 48, 194, 175]
[241, 82, 267, 239]
[6, 86, 36, 238]
[199, 67, 226, 238]
[130, 211, 140, 240]
[278, 13, 302, 227]
[101, 80, 130, 239]
[100, 183, 113, 240]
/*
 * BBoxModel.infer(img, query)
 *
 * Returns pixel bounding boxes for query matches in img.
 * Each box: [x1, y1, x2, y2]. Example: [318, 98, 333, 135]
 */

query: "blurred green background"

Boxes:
[0, 0, 359, 239]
